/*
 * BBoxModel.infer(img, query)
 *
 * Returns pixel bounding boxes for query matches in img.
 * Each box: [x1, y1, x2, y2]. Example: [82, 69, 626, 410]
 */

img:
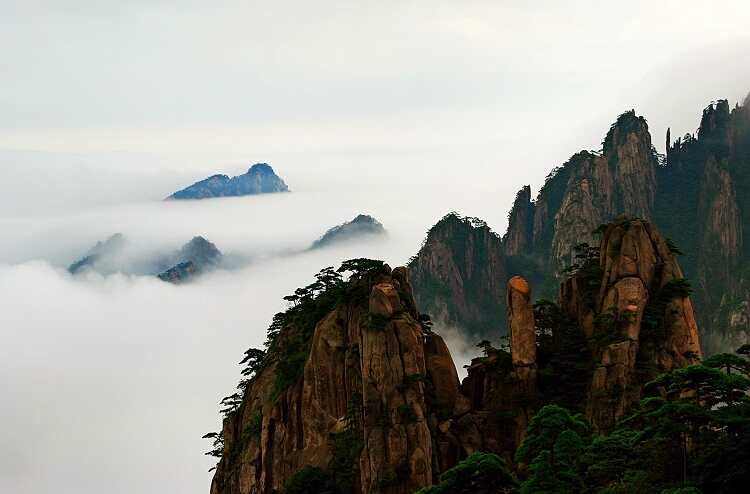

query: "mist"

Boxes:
[4, 1, 750, 493]
[0, 177, 491, 494]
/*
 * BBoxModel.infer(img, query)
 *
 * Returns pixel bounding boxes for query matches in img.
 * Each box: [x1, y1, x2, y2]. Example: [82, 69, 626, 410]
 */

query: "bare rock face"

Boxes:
[506, 277, 536, 367]
[550, 170, 605, 270]
[695, 156, 742, 330]
[369, 283, 402, 317]
[211, 267, 444, 494]
[503, 186, 536, 256]
[539, 112, 657, 272]
[408, 213, 506, 339]
[424, 334, 461, 411]
[560, 216, 701, 432]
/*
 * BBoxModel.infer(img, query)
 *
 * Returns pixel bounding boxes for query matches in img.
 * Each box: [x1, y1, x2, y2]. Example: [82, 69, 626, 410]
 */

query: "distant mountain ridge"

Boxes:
[409, 93, 750, 354]
[68, 234, 223, 283]
[166, 163, 289, 200]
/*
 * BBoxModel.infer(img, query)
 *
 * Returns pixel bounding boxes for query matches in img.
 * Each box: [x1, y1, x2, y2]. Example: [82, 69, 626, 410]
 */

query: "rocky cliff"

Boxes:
[535, 111, 658, 272]
[211, 263, 436, 494]
[209, 216, 702, 492]
[409, 94, 750, 355]
[407, 213, 506, 340]
[502, 186, 535, 257]
[559, 216, 701, 432]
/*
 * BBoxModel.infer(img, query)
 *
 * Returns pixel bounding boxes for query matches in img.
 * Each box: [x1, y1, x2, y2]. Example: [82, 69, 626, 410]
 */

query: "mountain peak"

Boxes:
[166, 163, 290, 200]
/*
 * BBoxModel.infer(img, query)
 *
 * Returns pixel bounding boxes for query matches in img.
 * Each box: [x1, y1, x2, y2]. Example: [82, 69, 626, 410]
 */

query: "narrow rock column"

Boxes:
[507, 276, 537, 367]
[506, 276, 538, 449]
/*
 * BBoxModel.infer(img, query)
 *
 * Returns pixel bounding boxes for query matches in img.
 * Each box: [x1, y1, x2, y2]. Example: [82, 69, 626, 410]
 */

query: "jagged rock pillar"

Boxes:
[506, 276, 538, 448]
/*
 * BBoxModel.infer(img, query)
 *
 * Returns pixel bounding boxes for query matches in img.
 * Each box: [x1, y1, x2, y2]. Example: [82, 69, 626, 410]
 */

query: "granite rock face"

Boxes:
[210, 217, 704, 492]
[503, 186, 535, 256]
[506, 277, 536, 367]
[211, 266, 437, 494]
[408, 213, 506, 339]
[560, 216, 701, 432]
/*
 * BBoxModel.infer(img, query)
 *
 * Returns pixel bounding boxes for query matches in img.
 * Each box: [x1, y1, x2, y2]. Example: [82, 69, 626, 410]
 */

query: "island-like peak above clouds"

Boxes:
[309, 214, 388, 250]
[165, 163, 290, 200]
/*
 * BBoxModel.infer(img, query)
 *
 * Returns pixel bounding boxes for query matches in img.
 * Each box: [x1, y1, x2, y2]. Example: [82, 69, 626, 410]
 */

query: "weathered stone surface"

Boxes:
[211, 267, 435, 494]
[369, 283, 401, 317]
[503, 185, 536, 256]
[507, 276, 536, 367]
[424, 334, 461, 411]
[536, 112, 657, 273]
[408, 213, 506, 339]
[212, 216, 706, 493]
[561, 217, 702, 432]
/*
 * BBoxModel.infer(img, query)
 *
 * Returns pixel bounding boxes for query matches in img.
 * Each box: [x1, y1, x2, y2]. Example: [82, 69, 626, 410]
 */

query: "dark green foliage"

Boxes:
[414, 452, 520, 494]
[600, 346, 750, 493]
[515, 404, 593, 467]
[337, 258, 390, 276]
[589, 306, 631, 347]
[641, 278, 692, 340]
[515, 407, 591, 492]
[396, 404, 418, 424]
[562, 242, 601, 277]
[327, 392, 364, 493]
[418, 313, 435, 334]
[281, 466, 341, 494]
[202, 431, 223, 471]
[665, 238, 685, 256]
[378, 465, 412, 489]
[364, 312, 389, 330]
[533, 300, 590, 413]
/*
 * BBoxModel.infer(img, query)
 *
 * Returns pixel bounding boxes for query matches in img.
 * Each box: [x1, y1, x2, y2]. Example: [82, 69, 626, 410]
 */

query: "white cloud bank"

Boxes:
[2, 2, 750, 493]
[0, 183, 485, 494]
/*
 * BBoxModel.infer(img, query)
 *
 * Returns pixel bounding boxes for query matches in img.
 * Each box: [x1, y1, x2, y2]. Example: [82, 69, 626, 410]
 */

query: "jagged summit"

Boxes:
[309, 214, 388, 250]
[207, 217, 707, 493]
[166, 163, 290, 200]
[408, 212, 505, 340]
[157, 236, 223, 284]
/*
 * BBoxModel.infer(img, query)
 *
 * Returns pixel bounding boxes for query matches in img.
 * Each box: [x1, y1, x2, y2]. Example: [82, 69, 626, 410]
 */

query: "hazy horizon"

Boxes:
[3, 1, 750, 493]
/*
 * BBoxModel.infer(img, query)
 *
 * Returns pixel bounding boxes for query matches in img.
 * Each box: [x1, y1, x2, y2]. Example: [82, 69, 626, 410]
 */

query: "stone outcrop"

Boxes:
[211, 265, 465, 494]
[503, 186, 535, 256]
[506, 277, 536, 367]
[210, 217, 704, 492]
[408, 213, 506, 339]
[157, 261, 194, 284]
[560, 216, 701, 432]
[405, 95, 750, 357]
[695, 156, 742, 330]
[544, 112, 657, 271]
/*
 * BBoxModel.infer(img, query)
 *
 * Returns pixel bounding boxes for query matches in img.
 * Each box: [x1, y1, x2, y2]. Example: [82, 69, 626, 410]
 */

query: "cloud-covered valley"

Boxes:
[0, 180, 486, 494]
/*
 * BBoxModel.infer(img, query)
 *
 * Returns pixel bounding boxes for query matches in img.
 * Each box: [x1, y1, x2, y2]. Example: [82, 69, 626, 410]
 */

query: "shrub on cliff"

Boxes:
[414, 452, 520, 494]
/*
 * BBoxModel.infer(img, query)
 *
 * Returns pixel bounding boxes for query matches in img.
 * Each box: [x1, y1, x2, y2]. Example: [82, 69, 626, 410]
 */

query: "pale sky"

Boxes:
[1, 2, 750, 493]
[2, 1, 750, 227]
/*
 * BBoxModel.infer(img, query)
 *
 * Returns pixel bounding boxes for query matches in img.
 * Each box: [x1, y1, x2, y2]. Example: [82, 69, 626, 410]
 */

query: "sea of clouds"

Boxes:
[0, 162, 493, 494]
